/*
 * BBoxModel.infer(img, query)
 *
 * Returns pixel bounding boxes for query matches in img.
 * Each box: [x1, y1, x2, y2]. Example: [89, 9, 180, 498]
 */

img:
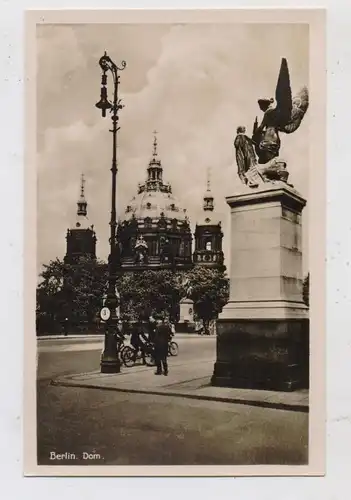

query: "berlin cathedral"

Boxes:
[64, 134, 225, 274]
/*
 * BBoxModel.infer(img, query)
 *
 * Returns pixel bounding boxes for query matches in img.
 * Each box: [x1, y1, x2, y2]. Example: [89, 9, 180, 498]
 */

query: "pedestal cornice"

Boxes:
[226, 182, 307, 213]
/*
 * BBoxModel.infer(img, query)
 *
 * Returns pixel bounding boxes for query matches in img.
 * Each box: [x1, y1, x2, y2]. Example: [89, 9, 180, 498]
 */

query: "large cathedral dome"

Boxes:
[124, 177, 188, 223]
[118, 134, 192, 271]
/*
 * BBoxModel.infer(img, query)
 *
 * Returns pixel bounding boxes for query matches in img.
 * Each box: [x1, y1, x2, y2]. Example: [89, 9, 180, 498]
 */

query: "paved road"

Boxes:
[37, 335, 215, 380]
[37, 337, 308, 466]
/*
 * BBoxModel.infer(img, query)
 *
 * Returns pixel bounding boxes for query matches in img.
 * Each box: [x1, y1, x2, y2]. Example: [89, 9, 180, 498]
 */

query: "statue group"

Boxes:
[234, 58, 309, 188]
[133, 234, 175, 266]
[134, 235, 148, 265]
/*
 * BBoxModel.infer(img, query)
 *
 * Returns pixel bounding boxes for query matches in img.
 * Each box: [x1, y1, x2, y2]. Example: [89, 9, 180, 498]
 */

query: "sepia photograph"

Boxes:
[24, 9, 326, 476]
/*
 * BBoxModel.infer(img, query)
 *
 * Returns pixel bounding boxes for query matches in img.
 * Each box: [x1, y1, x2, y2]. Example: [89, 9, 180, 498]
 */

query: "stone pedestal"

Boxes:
[211, 182, 309, 391]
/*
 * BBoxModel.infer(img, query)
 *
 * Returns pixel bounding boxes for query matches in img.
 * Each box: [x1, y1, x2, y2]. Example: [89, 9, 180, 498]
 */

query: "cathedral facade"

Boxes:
[117, 134, 225, 272]
[65, 135, 225, 274]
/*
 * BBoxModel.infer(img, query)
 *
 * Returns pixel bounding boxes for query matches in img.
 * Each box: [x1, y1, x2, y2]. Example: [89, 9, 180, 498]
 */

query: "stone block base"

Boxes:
[211, 318, 309, 392]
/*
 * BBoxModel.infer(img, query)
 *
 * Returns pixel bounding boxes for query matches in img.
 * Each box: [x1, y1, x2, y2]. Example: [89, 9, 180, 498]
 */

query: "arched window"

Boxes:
[150, 238, 157, 256]
[144, 217, 152, 228]
[179, 240, 185, 256]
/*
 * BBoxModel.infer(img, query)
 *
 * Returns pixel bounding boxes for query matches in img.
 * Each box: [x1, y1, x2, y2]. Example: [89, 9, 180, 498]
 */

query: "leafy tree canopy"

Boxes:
[185, 267, 229, 330]
[37, 257, 108, 331]
[118, 269, 186, 322]
[37, 256, 230, 334]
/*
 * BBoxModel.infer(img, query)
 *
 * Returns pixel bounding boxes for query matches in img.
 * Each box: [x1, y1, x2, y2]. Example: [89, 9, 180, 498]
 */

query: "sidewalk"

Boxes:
[37, 333, 208, 341]
[37, 334, 105, 341]
[36, 333, 212, 343]
[52, 356, 309, 413]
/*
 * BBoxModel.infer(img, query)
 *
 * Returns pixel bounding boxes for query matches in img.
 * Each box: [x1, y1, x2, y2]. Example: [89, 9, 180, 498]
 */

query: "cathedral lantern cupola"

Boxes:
[77, 173, 88, 217]
[64, 174, 97, 264]
[193, 169, 225, 270]
[203, 174, 214, 212]
[146, 132, 164, 188]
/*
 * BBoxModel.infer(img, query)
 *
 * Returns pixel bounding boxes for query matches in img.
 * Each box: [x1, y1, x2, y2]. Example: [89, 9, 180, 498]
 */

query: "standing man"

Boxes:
[154, 313, 171, 376]
[147, 313, 157, 343]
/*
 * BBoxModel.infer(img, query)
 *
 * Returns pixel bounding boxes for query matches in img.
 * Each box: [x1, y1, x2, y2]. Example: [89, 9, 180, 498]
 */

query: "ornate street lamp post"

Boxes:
[96, 52, 126, 373]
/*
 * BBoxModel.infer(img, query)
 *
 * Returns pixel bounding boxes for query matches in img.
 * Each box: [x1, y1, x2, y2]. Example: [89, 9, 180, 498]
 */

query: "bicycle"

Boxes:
[122, 342, 155, 368]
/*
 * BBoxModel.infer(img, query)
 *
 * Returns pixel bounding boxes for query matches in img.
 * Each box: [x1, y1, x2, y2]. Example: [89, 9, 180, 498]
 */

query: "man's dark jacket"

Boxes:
[154, 323, 171, 357]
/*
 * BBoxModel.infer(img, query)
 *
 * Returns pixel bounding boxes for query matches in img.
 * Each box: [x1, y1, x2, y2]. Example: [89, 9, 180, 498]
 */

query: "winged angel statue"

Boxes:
[234, 58, 309, 188]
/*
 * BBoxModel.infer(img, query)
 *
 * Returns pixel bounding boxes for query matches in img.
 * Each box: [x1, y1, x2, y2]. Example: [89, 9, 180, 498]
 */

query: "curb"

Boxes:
[50, 379, 309, 413]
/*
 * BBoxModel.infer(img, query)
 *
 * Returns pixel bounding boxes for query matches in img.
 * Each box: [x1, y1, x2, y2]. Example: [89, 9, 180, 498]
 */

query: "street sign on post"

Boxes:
[100, 307, 111, 322]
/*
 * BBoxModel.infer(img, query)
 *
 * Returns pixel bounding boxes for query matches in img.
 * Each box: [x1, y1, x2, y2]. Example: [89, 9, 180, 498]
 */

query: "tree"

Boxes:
[118, 270, 186, 322]
[36, 258, 67, 333]
[303, 273, 310, 307]
[36, 257, 108, 334]
[186, 267, 229, 334]
[36, 257, 230, 335]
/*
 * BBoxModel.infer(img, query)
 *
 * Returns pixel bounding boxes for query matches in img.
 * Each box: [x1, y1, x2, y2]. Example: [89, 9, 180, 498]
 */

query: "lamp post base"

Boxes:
[100, 359, 121, 374]
[100, 331, 120, 374]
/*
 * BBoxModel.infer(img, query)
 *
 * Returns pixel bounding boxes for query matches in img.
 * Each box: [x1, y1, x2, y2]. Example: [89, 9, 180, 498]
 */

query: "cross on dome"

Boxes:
[152, 130, 158, 158]
[203, 168, 214, 212]
[80, 173, 86, 199]
[77, 173, 88, 217]
[207, 167, 211, 192]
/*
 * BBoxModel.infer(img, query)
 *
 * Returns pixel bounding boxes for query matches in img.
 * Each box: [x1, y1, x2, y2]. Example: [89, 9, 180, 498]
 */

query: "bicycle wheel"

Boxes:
[169, 341, 179, 356]
[122, 346, 136, 367]
[144, 344, 156, 366]
[144, 351, 155, 367]
[119, 345, 128, 360]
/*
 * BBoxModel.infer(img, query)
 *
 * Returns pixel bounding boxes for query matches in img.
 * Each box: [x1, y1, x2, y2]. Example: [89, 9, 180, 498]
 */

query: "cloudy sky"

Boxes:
[37, 22, 309, 273]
